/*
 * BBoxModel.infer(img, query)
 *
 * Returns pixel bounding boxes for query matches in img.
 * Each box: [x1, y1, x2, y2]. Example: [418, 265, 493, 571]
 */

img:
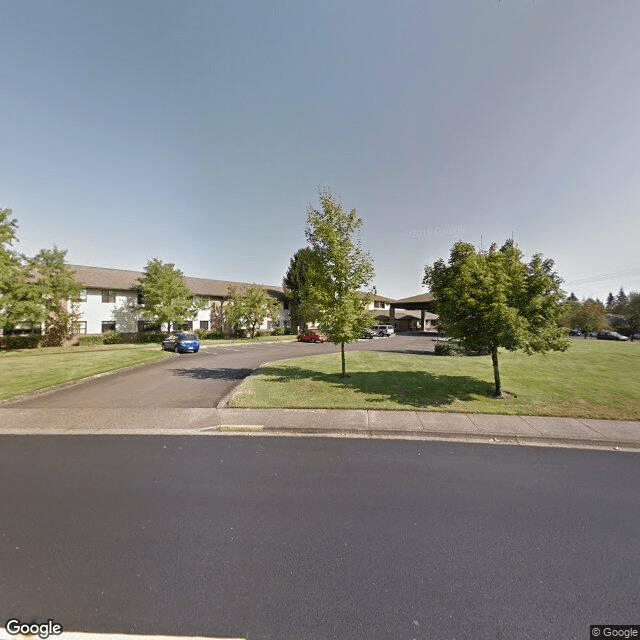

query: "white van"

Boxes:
[371, 324, 394, 337]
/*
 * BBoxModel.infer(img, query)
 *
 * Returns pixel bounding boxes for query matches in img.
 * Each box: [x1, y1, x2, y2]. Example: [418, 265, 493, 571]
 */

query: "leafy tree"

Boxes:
[303, 191, 375, 377]
[138, 258, 206, 333]
[0, 208, 30, 330]
[26, 247, 83, 346]
[225, 284, 281, 338]
[283, 247, 316, 331]
[424, 240, 569, 397]
[627, 293, 640, 341]
[569, 299, 607, 337]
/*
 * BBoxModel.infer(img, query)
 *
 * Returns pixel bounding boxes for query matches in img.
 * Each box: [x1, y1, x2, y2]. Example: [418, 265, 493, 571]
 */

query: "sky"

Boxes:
[2, 0, 639, 302]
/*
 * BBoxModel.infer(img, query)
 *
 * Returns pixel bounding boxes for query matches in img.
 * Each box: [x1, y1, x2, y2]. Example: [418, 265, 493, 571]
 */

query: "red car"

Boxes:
[297, 329, 328, 343]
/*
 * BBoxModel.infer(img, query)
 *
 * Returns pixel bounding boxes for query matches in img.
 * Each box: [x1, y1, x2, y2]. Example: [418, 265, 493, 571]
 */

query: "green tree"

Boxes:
[225, 284, 281, 338]
[26, 247, 83, 346]
[424, 240, 569, 397]
[303, 191, 375, 377]
[0, 208, 30, 330]
[605, 292, 616, 312]
[569, 299, 607, 338]
[616, 287, 629, 312]
[283, 247, 316, 331]
[627, 293, 640, 341]
[138, 258, 206, 333]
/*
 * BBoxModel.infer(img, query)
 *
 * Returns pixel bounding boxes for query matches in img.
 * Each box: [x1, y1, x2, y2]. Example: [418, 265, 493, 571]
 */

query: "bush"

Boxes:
[136, 332, 166, 343]
[195, 329, 208, 340]
[5, 334, 41, 350]
[234, 328, 248, 338]
[77, 335, 104, 346]
[102, 331, 123, 344]
[285, 328, 297, 335]
[256, 330, 270, 337]
[434, 340, 466, 356]
[204, 331, 225, 340]
[272, 326, 285, 336]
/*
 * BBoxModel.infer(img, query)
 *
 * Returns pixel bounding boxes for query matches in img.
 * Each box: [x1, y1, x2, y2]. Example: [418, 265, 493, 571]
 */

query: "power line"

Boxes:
[565, 267, 640, 286]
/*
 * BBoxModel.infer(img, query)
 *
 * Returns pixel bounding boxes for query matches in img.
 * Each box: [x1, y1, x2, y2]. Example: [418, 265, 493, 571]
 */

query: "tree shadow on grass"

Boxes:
[255, 364, 493, 409]
[172, 367, 254, 380]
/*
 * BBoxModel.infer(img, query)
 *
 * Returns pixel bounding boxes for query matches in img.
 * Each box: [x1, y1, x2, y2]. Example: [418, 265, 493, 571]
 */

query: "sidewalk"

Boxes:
[0, 406, 639, 452]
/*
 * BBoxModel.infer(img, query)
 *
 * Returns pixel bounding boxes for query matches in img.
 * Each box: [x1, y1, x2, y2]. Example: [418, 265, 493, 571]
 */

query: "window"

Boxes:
[137, 292, 144, 305]
[102, 290, 115, 303]
[199, 320, 209, 330]
[74, 321, 87, 335]
[374, 300, 386, 309]
[283, 300, 290, 310]
[101, 321, 116, 333]
[137, 321, 160, 333]
[183, 321, 193, 330]
[78, 289, 87, 302]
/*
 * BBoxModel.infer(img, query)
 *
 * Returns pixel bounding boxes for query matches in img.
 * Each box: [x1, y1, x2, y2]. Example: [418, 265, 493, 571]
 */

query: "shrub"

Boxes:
[77, 335, 104, 346]
[272, 326, 285, 336]
[102, 331, 123, 344]
[204, 331, 225, 340]
[136, 332, 166, 343]
[434, 340, 466, 356]
[285, 328, 297, 335]
[234, 328, 248, 338]
[195, 329, 208, 340]
[5, 334, 41, 350]
[256, 330, 270, 337]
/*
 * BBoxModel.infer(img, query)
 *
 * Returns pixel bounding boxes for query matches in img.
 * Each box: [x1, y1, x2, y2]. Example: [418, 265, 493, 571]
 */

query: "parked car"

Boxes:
[361, 328, 376, 339]
[297, 329, 328, 343]
[596, 331, 629, 341]
[162, 332, 200, 353]
[371, 324, 395, 337]
[569, 328, 581, 336]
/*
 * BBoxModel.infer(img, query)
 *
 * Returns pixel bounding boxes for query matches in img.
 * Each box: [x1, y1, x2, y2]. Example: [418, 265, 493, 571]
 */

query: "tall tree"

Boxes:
[424, 240, 569, 397]
[283, 247, 316, 331]
[225, 285, 281, 338]
[27, 247, 83, 346]
[605, 292, 616, 312]
[616, 287, 629, 312]
[303, 191, 375, 377]
[138, 259, 206, 333]
[627, 293, 640, 341]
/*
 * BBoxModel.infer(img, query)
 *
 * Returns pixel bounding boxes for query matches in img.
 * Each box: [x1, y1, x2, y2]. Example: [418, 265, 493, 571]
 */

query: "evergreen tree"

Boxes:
[283, 247, 316, 331]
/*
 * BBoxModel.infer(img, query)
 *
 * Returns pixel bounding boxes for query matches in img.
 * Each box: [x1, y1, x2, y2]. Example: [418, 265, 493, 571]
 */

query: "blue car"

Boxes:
[162, 332, 200, 353]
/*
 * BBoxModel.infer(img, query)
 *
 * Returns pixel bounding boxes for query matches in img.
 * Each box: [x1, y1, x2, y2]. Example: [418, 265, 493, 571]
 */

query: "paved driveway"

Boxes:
[3, 334, 436, 409]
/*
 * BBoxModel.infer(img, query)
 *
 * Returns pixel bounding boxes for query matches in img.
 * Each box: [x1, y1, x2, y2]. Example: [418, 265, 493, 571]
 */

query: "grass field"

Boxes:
[0, 344, 171, 402]
[229, 339, 640, 420]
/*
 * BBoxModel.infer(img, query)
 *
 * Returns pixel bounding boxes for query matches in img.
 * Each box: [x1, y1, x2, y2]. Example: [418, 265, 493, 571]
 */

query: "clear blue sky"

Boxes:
[2, 0, 639, 301]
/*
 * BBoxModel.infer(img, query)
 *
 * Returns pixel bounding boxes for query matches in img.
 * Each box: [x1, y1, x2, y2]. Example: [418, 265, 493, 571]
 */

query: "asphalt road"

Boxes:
[5, 335, 435, 409]
[1, 436, 638, 639]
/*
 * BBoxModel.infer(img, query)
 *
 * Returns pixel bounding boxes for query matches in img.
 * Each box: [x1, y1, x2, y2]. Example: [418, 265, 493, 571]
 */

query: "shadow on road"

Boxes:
[171, 367, 254, 380]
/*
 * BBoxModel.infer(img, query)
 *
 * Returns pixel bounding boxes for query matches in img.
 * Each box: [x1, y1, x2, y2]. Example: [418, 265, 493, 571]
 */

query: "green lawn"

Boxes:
[0, 344, 171, 402]
[229, 339, 640, 420]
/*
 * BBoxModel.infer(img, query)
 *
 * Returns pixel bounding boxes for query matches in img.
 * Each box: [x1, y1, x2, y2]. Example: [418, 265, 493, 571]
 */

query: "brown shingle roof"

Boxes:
[70, 265, 286, 301]
[71, 265, 396, 303]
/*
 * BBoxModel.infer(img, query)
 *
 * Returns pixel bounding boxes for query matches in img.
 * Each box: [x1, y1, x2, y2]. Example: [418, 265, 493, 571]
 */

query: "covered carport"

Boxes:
[390, 293, 437, 331]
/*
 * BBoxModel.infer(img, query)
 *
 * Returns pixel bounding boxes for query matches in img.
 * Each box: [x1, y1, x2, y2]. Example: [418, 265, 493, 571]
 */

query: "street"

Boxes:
[2, 436, 638, 639]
